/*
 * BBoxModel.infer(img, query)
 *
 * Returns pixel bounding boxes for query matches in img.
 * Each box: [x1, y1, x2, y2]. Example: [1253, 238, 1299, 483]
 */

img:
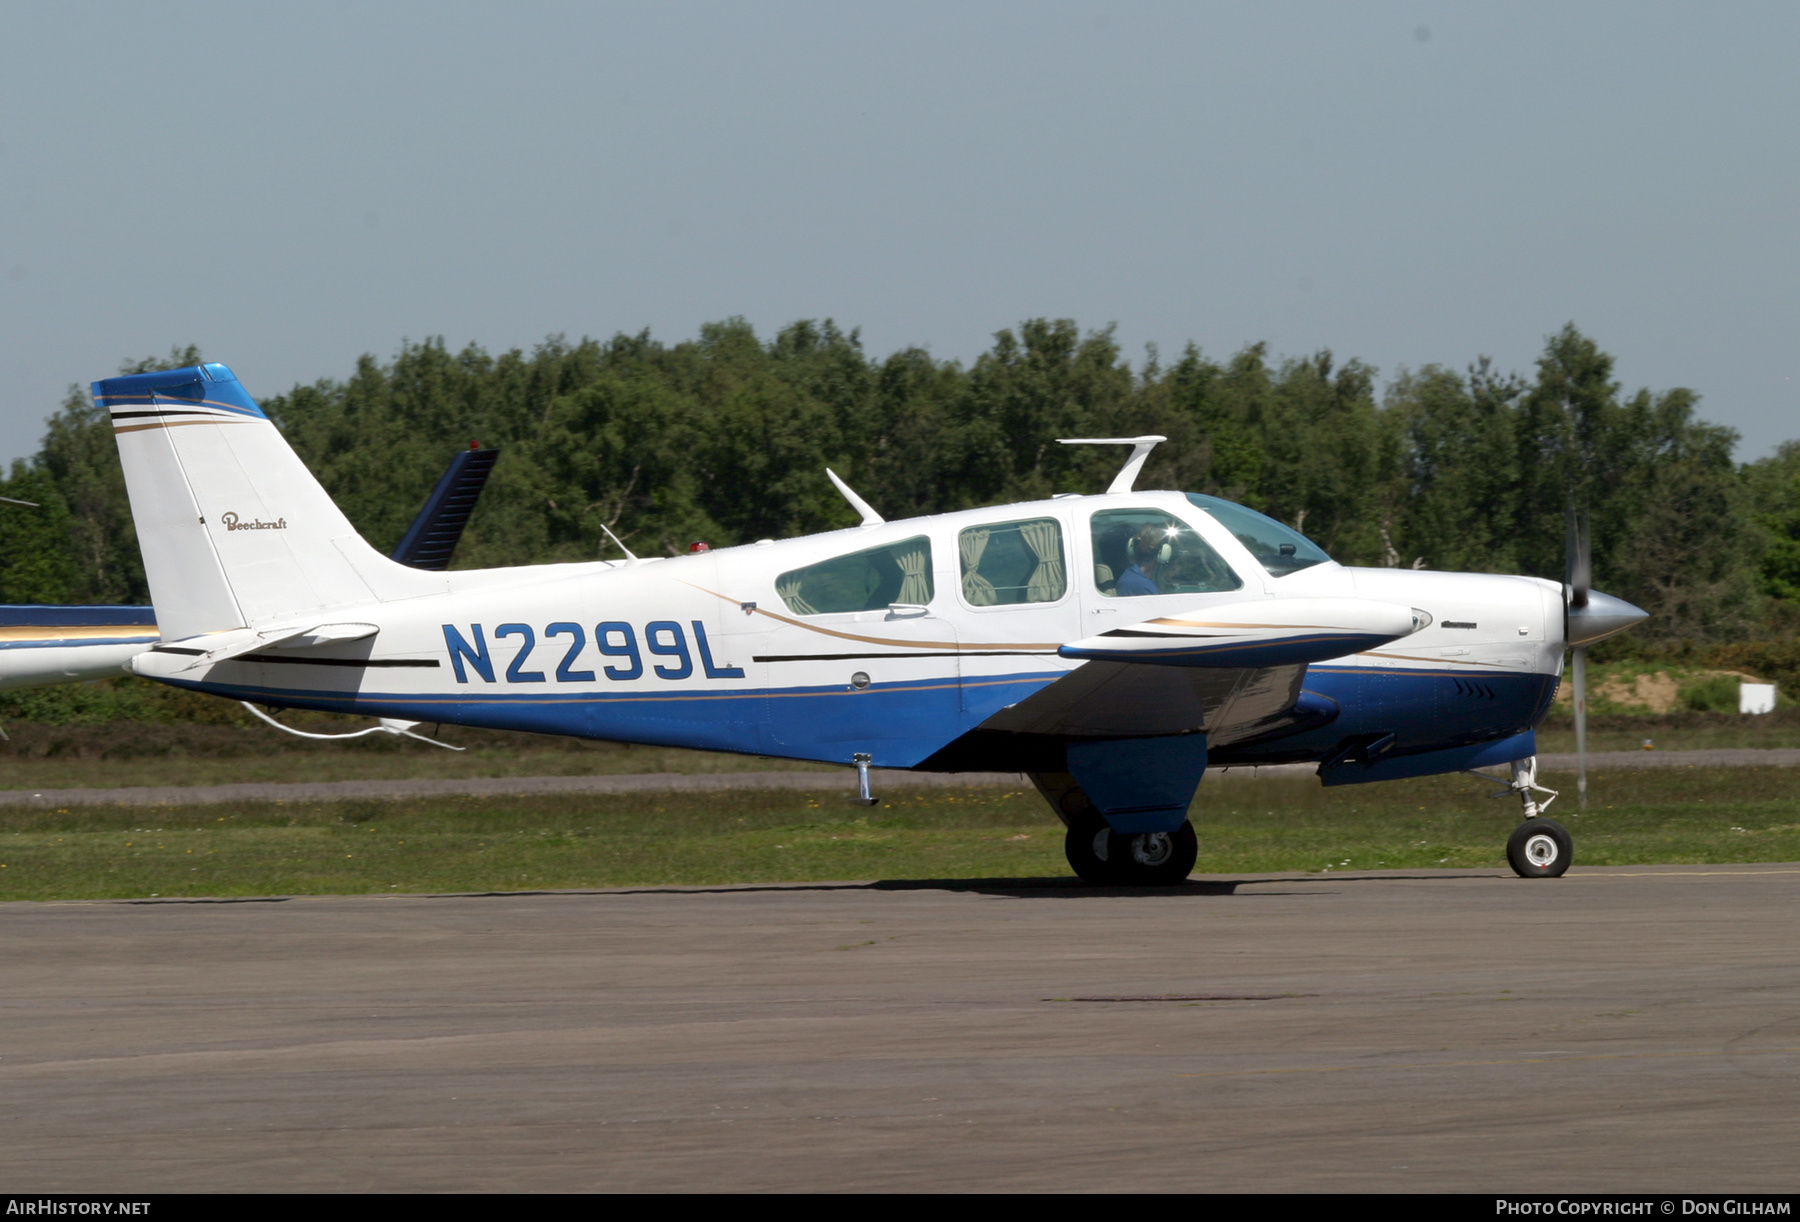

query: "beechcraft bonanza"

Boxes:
[96, 362, 1647, 883]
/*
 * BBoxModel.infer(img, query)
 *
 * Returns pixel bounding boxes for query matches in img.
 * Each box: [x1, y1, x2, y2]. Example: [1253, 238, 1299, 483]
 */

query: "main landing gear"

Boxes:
[1028, 769, 1201, 886]
[1501, 757, 1571, 879]
[1062, 809, 1198, 886]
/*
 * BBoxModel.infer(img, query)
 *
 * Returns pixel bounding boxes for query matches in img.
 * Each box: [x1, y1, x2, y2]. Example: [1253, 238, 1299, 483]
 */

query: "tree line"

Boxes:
[4, 320, 1798, 662]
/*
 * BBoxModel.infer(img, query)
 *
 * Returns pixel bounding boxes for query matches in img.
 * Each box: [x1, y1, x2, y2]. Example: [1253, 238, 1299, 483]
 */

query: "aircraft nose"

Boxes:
[1566, 590, 1648, 647]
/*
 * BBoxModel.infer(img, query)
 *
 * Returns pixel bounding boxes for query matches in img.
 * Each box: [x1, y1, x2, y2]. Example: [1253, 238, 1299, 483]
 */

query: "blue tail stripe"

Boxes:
[91, 364, 266, 419]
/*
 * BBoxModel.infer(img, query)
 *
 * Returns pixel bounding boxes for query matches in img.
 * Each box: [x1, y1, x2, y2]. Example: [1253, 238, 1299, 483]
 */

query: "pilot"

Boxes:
[1117, 524, 1171, 597]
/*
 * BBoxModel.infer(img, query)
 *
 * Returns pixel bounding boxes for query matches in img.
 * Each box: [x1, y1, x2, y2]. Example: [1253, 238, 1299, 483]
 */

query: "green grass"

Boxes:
[1534, 725, 1800, 752]
[1198, 766, 1800, 872]
[1, 709, 1795, 792]
[3, 767, 1797, 901]
[6, 727, 1795, 791]
[0, 721, 833, 790]
[0, 786, 1051, 900]
[1547, 658, 1794, 717]
[1533, 708, 1800, 753]
[0, 741, 829, 791]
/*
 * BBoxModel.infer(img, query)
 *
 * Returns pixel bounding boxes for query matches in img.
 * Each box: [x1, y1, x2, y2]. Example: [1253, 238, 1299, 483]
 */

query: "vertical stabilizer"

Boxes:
[96, 363, 445, 641]
[390, 444, 500, 570]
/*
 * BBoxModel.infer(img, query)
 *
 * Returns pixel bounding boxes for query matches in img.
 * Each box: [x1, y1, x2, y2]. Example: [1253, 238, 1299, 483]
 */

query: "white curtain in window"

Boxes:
[959, 527, 996, 606]
[777, 573, 818, 616]
[1018, 519, 1066, 603]
[895, 538, 933, 605]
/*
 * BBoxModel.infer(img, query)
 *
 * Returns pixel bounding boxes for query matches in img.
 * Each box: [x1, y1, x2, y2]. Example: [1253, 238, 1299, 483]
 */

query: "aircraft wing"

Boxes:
[974, 595, 1416, 744]
[1059, 596, 1419, 668]
[974, 657, 1314, 744]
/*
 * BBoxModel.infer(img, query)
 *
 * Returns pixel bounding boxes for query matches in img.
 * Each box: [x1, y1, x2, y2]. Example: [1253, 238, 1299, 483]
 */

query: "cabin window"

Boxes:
[1185, 494, 1331, 577]
[775, 536, 934, 615]
[1089, 509, 1241, 598]
[959, 517, 1067, 607]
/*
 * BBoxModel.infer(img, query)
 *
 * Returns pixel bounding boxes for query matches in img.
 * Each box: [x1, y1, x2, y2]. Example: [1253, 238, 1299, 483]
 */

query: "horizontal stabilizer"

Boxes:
[1060, 597, 1418, 668]
[130, 621, 380, 676]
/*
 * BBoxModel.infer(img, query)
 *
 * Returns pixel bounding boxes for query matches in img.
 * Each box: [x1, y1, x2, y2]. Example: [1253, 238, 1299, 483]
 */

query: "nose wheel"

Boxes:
[1507, 817, 1572, 878]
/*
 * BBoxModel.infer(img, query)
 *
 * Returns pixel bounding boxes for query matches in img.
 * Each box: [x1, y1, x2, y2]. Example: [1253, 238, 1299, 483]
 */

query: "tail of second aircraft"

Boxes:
[94, 363, 446, 641]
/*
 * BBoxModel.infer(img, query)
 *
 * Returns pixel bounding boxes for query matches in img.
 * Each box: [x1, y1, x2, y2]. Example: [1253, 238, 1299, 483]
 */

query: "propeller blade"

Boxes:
[1565, 498, 1592, 808]
[1564, 501, 1590, 611]
[1572, 644, 1588, 809]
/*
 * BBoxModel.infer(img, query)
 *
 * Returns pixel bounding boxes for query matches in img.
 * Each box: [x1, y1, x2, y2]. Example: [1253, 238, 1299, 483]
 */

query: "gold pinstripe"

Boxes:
[678, 580, 1063, 651]
[0, 626, 156, 643]
[112, 418, 251, 435]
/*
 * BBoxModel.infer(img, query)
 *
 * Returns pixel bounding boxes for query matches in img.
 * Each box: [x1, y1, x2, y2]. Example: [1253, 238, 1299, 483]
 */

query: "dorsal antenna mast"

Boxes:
[1057, 436, 1167, 494]
[599, 521, 639, 561]
[825, 468, 884, 526]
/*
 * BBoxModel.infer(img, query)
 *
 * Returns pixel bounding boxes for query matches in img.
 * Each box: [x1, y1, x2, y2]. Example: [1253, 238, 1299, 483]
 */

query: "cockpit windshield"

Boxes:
[1185, 494, 1332, 578]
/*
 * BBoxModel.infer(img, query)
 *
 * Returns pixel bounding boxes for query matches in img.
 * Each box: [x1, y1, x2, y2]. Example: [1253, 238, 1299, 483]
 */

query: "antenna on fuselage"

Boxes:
[825, 468, 885, 526]
[599, 521, 639, 561]
[1056, 436, 1167, 494]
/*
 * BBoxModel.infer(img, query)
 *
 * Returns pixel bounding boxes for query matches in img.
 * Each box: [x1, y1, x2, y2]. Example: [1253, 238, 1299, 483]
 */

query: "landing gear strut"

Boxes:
[1501, 757, 1570, 879]
[1062, 809, 1198, 886]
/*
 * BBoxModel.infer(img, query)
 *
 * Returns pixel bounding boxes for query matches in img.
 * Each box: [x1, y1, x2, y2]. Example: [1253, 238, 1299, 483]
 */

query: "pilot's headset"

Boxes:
[1133, 525, 1174, 565]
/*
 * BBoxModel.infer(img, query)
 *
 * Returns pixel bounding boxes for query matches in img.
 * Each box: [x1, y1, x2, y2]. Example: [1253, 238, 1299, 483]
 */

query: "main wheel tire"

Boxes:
[1063, 810, 1117, 884]
[1507, 817, 1572, 878]
[1107, 821, 1199, 886]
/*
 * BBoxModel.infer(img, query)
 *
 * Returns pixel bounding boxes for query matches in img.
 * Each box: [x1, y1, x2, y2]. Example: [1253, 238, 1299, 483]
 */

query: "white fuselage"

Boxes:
[131, 490, 1565, 771]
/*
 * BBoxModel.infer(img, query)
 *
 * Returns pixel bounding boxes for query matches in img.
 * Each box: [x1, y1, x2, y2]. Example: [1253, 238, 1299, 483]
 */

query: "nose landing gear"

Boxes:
[1498, 756, 1570, 878]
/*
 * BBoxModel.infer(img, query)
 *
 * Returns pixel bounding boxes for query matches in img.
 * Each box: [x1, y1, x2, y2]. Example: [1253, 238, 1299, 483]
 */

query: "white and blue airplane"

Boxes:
[95, 362, 1646, 884]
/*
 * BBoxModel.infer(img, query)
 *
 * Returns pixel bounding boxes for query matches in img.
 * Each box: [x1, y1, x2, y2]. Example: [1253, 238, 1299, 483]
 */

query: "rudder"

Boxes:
[95, 363, 443, 641]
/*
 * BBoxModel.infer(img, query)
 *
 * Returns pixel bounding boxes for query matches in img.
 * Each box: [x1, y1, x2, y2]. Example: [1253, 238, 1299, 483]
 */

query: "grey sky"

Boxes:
[2, 1, 1795, 465]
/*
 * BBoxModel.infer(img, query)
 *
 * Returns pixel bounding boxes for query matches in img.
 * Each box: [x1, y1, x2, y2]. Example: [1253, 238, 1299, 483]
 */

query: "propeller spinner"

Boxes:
[1563, 508, 1649, 646]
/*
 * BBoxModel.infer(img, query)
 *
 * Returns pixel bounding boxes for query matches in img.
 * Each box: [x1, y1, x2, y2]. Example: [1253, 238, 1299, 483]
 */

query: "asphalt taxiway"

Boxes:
[5, 865, 1800, 1192]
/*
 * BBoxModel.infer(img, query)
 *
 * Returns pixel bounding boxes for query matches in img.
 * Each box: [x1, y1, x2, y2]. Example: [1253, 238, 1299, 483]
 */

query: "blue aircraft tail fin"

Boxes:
[391, 445, 500, 571]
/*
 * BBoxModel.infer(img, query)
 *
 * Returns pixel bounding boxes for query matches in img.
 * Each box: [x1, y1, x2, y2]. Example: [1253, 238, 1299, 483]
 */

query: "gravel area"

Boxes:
[0, 747, 1794, 807]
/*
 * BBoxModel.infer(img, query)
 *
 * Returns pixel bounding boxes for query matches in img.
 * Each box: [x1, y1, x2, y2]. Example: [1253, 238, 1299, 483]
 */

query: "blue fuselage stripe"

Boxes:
[167, 670, 1067, 768]
[168, 660, 1552, 772]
